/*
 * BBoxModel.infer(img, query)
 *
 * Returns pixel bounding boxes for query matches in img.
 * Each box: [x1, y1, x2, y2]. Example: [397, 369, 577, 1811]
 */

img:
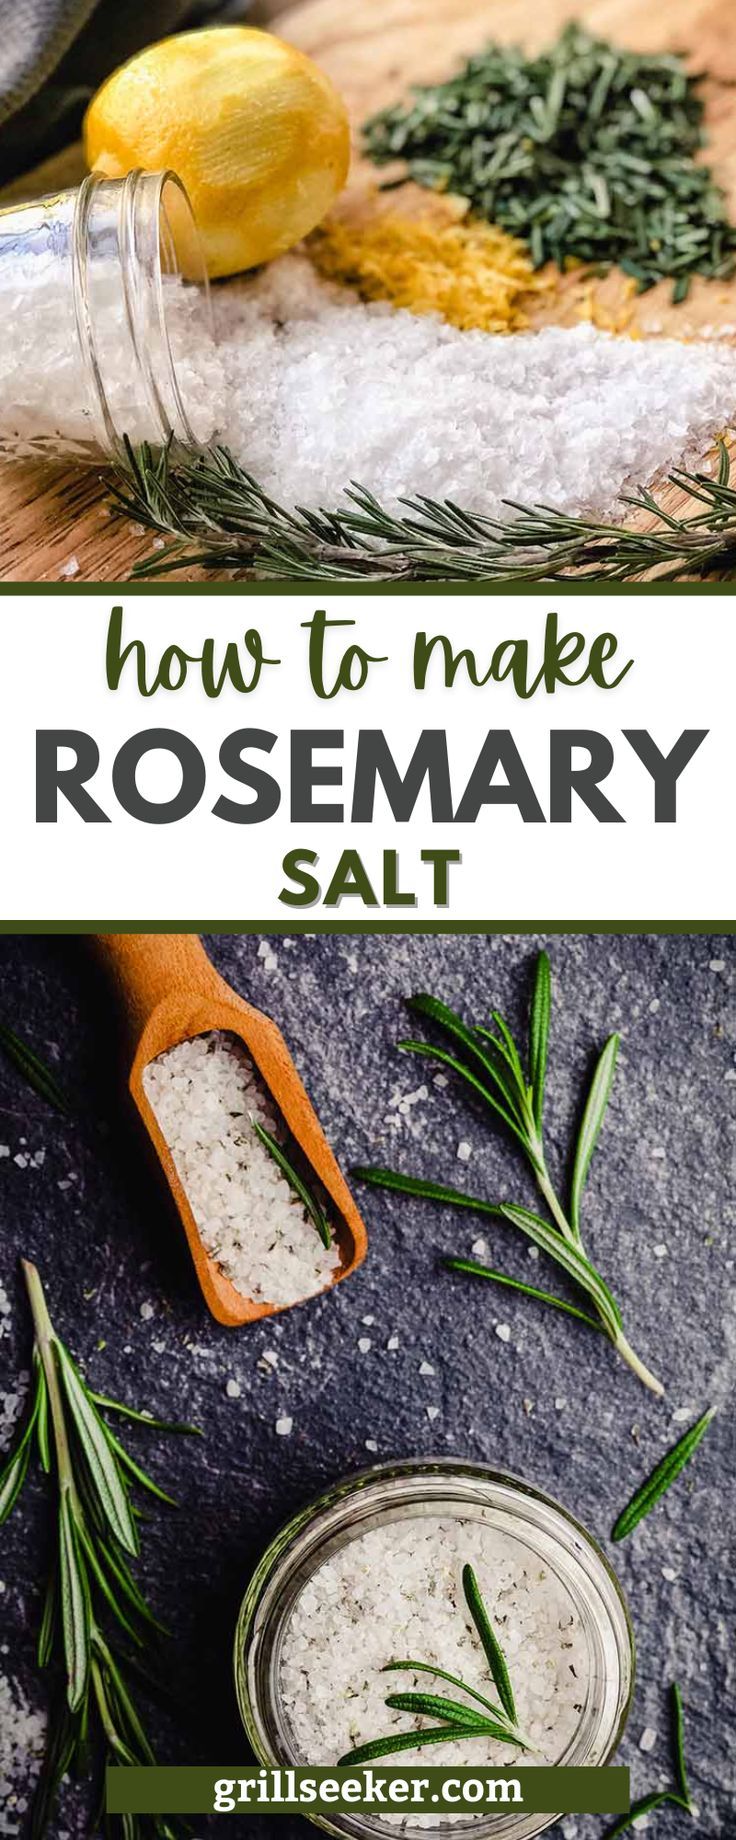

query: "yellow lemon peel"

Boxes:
[84, 26, 350, 279]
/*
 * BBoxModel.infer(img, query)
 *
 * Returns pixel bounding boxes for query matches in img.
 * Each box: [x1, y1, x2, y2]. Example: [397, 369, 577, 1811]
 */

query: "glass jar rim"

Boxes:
[71, 167, 212, 457]
[234, 1458, 635, 1840]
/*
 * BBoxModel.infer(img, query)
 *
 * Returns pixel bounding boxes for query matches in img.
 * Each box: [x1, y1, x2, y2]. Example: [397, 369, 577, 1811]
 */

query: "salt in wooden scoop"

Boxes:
[94, 933, 368, 1325]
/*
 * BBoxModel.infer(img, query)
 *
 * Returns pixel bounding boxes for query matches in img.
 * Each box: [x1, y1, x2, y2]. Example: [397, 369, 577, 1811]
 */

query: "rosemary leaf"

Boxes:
[570, 1034, 620, 1240]
[399, 1037, 529, 1150]
[0, 1439, 32, 1523]
[444, 1257, 601, 1329]
[382, 1659, 511, 1727]
[37, 1570, 57, 1669]
[105, 1428, 179, 1508]
[90, 1393, 202, 1435]
[252, 1118, 332, 1249]
[58, 1495, 90, 1713]
[528, 951, 552, 1132]
[612, 1406, 716, 1541]
[463, 1564, 516, 1725]
[0, 1364, 45, 1517]
[500, 1204, 622, 1338]
[384, 1690, 494, 1730]
[604, 1790, 681, 1836]
[340, 1725, 486, 1766]
[351, 1165, 504, 1216]
[0, 1020, 68, 1113]
[57, 1347, 139, 1556]
[407, 994, 526, 1125]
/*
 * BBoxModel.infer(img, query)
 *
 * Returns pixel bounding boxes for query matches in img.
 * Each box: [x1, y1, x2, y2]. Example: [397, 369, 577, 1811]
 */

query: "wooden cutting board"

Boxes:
[2, 0, 736, 583]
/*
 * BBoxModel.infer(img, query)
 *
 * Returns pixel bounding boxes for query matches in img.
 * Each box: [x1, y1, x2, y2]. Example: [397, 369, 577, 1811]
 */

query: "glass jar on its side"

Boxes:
[235, 1459, 635, 1840]
[0, 169, 215, 463]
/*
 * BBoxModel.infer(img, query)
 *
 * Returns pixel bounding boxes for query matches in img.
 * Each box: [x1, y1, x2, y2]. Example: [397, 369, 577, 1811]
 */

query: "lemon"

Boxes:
[84, 26, 350, 279]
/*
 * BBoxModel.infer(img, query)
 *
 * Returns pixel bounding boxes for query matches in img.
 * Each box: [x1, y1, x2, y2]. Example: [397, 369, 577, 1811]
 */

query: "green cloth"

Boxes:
[0, 0, 251, 181]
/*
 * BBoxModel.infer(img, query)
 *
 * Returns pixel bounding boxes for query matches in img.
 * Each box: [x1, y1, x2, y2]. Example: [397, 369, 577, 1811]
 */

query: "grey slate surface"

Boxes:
[0, 932, 734, 1839]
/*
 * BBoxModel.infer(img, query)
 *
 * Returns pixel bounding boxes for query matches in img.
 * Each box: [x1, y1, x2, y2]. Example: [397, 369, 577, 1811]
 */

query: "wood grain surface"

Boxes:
[2, 0, 736, 582]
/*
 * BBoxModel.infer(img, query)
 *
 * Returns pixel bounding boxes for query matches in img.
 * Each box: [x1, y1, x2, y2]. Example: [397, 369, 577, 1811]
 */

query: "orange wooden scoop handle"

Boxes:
[93, 934, 223, 1039]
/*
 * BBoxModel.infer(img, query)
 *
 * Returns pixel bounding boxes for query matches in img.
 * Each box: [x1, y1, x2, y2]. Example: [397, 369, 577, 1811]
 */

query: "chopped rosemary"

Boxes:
[353, 951, 663, 1394]
[604, 1684, 693, 1834]
[251, 1118, 332, 1249]
[339, 1563, 533, 1765]
[0, 1260, 201, 1839]
[112, 438, 736, 584]
[363, 26, 736, 298]
[0, 1019, 68, 1114]
[612, 1407, 716, 1541]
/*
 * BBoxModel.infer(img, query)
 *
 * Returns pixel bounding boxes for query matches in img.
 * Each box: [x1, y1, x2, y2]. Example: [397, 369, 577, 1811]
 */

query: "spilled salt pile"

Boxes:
[142, 1033, 339, 1307]
[279, 1515, 588, 1780]
[2, 248, 735, 513]
[199, 255, 736, 519]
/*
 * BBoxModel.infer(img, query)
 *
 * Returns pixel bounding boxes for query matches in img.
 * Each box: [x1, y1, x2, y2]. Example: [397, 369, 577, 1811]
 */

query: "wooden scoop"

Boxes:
[94, 933, 368, 1326]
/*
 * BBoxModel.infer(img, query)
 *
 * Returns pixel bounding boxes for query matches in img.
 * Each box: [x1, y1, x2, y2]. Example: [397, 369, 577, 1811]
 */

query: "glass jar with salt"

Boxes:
[0, 169, 215, 462]
[235, 1458, 634, 1840]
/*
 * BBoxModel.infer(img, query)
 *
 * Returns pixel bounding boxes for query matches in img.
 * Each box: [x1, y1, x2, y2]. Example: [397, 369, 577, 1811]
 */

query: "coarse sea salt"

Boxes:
[142, 1032, 340, 1307]
[3, 251, 736, 521]
[278, 1515, 588, 1786]
[197, 256, 736, 520]
[0, 1672, 46, 1837]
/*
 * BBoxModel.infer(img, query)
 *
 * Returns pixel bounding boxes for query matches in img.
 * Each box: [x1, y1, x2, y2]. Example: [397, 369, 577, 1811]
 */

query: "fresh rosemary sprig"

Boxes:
[339, 1563, 533, 1765]
[0, 1260, 201, 1839]
[353, 951, 663, 1394]
[604, 1684, 693, 1835]
[612, 1406, 716, 1541]
[0, 1020, 68, 1114]
[363, 26, 736, 298]
[251, 1119, 332, 1249]
[112, 438, 736, 584]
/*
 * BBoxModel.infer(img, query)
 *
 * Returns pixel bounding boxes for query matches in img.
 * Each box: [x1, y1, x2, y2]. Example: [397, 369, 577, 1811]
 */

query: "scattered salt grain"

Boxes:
[386, 1335, 399, 1351]
[0, 1146, 9, 1158]
[653, 1244, 668, 1259]
[226, 1379, 241, 1399]
[275, 1415, 293, 1437]
[362, 1315, 375, 1327]
[471, 1238, 487, 1258]
[673, 1407, 693, 1424]
[358, 1337, 372, 1354]
[554, 1397, 567, 1412]
[649, 998, 660, 1014]
[419, 1360, 435, 1376]
[58, 555, 79, 579]
[433, 1074, 448, 1089]
[140, 1301, 155, 1320]
[279, 1515, 589, 1780]
[456, 1141, 472, 1162]
[709, 959, 726, 973]
[142, 1033, 340, 1307]
[639, 1727, 658, 1754]
[662, 1567, 677, 1583]
[365, 1439, 379, 1454]
[426, 1405, 440, 1422]
[0, 1672, 46, 1835]
[495, 1323, 511, 1343]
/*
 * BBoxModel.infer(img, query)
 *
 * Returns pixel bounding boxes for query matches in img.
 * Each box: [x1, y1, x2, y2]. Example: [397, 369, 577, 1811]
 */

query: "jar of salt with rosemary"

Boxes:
[0, 169, 216, 462]
[235, 1459, 634, 1840]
